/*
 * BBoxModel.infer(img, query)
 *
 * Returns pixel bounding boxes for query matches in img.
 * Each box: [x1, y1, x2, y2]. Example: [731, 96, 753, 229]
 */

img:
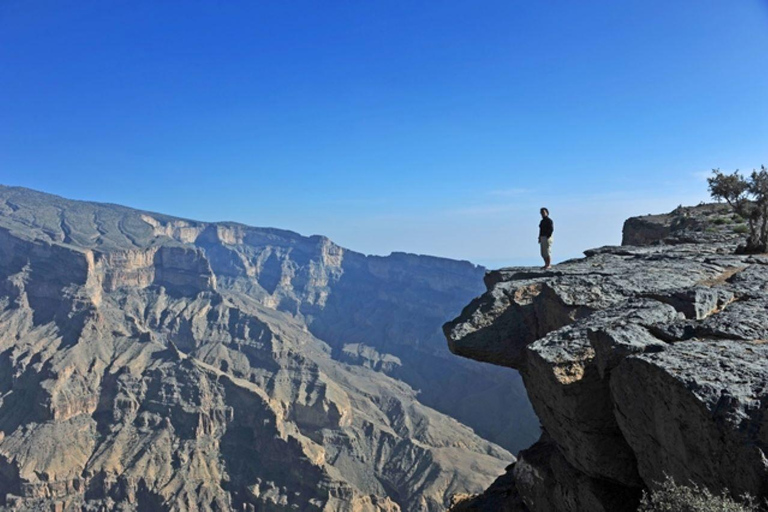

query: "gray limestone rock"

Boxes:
[524, 324, 642, 487]
[513, 435, 640, 512]
[444, 203, 768, 511]
[611, 340, 768, 500]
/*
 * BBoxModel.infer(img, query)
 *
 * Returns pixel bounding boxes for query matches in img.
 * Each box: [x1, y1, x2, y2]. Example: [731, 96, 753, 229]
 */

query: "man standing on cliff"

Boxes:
[539, 208, 554, 269]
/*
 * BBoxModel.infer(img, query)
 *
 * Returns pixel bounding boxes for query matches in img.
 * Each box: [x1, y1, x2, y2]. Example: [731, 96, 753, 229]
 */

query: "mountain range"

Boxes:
[0, 185, 538, 511]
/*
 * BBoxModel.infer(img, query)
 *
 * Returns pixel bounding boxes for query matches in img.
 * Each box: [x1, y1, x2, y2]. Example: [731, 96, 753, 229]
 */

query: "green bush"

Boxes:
[734, 225, 750, 234]
[639, 476, 762, 512]
[712, 217, 730, 225]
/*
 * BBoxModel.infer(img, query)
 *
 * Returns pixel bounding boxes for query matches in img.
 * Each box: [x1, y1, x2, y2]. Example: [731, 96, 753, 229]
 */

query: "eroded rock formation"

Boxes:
[445, 203, 768, 511]
[0, 185, 537, 511]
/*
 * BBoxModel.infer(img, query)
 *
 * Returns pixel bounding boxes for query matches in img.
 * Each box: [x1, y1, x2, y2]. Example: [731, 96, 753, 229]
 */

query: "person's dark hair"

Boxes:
[540, 207, 549, 215]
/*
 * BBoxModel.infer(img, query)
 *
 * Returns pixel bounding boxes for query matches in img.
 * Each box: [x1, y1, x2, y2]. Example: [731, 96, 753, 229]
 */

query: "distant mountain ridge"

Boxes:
[0, 185, 537, 511]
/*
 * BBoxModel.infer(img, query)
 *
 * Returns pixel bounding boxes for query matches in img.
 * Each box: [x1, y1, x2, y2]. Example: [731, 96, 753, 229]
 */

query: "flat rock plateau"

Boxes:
[0, 185, 539, 512]
[446, 203, 768, 511]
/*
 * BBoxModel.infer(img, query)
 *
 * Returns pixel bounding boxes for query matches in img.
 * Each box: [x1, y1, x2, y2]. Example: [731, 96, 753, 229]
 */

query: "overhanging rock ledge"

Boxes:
[445, 203, 768, 512]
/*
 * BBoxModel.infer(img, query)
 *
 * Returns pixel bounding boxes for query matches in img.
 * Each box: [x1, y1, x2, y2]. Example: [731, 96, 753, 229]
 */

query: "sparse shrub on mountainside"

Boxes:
[708, 166, 768, 253]
[734, 224, 750, 234]
[639, 476, 763, 512]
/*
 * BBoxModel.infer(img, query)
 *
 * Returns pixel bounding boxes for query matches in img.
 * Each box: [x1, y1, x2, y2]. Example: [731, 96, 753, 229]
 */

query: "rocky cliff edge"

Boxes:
[445, 203, 768, 511]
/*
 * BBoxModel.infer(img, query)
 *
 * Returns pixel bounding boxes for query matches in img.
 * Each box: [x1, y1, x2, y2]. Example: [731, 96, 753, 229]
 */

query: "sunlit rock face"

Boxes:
[445, 203, 768, 512]
[0, 185, 538, 512]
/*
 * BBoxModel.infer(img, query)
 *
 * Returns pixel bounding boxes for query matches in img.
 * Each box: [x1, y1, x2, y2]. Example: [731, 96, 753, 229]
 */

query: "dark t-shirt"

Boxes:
[539, 217, 554, 238]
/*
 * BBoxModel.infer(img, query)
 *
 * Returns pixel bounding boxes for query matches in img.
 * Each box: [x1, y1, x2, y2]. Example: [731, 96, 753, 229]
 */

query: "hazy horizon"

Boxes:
[0, 180, 713, 269]
[2, 1, 766, 266]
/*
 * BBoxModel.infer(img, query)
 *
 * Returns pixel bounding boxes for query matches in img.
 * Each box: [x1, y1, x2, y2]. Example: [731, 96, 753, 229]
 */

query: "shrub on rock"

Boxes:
[639, 476, 762, 512]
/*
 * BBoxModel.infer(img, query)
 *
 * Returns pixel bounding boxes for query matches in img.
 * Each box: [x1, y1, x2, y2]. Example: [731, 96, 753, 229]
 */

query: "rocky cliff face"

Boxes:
[445, 203, 768, 511]
[0, 185, 537, 512]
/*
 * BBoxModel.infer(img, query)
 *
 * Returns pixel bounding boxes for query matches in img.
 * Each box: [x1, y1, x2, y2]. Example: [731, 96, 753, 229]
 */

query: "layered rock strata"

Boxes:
[445, 203, 768, 511]
[0, 185, 531, 511]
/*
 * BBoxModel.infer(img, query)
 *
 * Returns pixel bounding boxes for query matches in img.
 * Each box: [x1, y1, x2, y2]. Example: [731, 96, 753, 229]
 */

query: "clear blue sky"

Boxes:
[2, 1, 767, 267]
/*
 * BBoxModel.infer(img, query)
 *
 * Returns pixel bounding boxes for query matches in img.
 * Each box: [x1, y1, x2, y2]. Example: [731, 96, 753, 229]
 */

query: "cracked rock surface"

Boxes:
[445, 203, 768, 511]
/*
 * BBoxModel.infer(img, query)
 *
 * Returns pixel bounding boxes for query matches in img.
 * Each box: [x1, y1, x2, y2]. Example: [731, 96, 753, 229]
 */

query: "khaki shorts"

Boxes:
[539, 236, 553, 259]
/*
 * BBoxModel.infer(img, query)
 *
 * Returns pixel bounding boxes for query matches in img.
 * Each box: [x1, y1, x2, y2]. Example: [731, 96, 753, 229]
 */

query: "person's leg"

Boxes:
[543, 237, 552, 269]
[539, 236, 549, 268]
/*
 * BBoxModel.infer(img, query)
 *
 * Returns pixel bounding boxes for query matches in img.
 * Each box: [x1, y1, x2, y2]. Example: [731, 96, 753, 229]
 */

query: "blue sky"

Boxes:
[1, 1, 767, 267]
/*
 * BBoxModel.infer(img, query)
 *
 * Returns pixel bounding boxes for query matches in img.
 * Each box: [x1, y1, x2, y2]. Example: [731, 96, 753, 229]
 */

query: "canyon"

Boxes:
[0, 185, 538, 511]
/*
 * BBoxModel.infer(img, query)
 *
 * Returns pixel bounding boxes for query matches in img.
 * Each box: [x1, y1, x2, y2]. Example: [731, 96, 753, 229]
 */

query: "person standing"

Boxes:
[538, 208, 554, 269]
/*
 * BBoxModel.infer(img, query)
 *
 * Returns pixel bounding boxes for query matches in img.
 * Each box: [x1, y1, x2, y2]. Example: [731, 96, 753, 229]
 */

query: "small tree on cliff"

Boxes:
[708, 166, 768, 253]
